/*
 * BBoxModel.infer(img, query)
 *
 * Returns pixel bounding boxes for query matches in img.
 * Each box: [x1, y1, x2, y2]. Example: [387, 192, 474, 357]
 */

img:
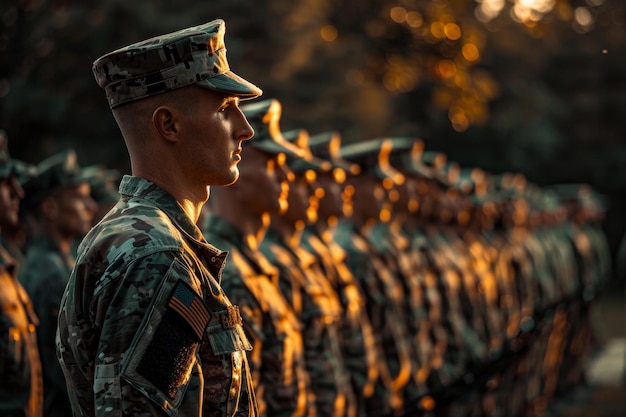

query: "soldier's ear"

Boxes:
[152, 106, 179, 143]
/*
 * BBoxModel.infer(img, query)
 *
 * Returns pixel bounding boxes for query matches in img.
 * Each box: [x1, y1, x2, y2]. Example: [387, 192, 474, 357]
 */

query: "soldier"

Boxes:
[18, 149, 97, 417]
[262, 127, 358, 417]
[56, 19, 263, 417]
[299, 130, 386, 416]
[204, 98, 317, 417]
[80, 164, 122, 226]
[1, 157, 37, 263]
[335, 139, 416, 415]
[0, 133, 43, 417]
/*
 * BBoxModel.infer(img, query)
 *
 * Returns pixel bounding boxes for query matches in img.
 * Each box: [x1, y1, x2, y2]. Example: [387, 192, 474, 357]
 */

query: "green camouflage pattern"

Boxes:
[260, 228, 357, 417]
[93, 19, 262, 108]
[301, 227, 384, 416]
[18, 237, 74, 417]
[333, 219, 412, 415]
[56, 175, 257, 417]
[203, 214, 316, 417]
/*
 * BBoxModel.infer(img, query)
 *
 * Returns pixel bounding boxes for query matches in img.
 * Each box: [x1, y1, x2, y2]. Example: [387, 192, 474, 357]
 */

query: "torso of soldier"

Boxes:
[0, 244, 43, 417]
[56, 175, 257, 417]
[18, 236, 73, 417]
[203, 214, 316, 417]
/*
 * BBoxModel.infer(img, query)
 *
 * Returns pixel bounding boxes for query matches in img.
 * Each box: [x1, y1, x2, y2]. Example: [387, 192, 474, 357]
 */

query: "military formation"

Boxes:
[0, 99, 612, 417]
[0, 20, 613, 417]
[200, 97, 608, 417]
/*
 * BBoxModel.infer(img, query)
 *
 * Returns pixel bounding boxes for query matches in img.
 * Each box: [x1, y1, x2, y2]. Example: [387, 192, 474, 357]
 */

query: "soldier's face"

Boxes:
[231, 147, 283, 214]
[178, 87, 254, 187]
[316, 171, 343, 222]
[48, 182, 96, 239]
[0, 175, 23, 229]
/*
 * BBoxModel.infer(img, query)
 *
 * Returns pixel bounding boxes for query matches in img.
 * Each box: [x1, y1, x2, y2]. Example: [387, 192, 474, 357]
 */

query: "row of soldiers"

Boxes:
[0, 93, 612, 417]
[203, 98, 612, 417]
[0, 131, 119, 417]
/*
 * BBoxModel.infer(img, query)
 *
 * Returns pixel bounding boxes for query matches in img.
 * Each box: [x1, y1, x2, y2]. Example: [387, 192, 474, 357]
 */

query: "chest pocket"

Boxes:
[206, 305, 252, 355]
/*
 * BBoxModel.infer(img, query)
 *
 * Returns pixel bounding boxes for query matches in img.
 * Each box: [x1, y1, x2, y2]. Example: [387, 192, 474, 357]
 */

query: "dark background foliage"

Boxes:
[1, 0, 625, 280]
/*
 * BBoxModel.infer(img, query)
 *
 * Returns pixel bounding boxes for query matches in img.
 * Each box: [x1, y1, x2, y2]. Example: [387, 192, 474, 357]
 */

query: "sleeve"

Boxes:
[93, 251, 208, 417]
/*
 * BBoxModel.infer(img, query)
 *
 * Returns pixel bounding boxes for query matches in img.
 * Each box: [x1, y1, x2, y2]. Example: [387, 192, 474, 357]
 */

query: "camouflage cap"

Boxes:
[307, 131, 360, 175]
[93, 19, 262, 108]
[281, 129, 332, 174]
[385, 137, 435, 180]
[339, 138, 405, 185]
[81, 164, 121, 204]
[241, 99, 306, 159]
[22, 149, 87, 210]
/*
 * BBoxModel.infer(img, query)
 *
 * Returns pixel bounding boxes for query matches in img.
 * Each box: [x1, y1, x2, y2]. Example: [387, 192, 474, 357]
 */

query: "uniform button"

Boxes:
[211, 257, 216, 262]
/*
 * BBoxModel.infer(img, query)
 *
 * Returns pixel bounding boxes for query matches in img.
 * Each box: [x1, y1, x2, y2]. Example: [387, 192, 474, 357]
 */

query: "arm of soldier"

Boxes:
[93, 251, 206, 417]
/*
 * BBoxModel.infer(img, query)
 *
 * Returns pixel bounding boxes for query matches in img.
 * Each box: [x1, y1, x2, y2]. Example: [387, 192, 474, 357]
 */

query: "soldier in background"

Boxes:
[18, 149, 97, 417]
[0, 132, 43, 417]
[335, 139, 415, 415]
[204, 99, 317, 417]
[263, 127, 357, 417]
[0, 156, 37, 264]
[81, 164, 122, 226]
[299, 130, 385, 416]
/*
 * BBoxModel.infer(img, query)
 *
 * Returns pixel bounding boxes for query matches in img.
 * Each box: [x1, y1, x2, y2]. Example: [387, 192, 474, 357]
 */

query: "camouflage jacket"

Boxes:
[0, 244, 43, 417]
[203, 214, 316, 417]
[301, 227, 382, 404]
[333, 219, 413, 413]
[18, 236, 74, 417]
[260, 228, 357, 417]
[56, 176, 257, 417]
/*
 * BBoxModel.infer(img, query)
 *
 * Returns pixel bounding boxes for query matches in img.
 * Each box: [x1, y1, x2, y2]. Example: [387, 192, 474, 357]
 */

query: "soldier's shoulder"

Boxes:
[94, 205, 184, 251]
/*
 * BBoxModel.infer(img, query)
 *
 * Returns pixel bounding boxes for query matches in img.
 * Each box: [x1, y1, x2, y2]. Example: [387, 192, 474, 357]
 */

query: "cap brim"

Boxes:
[198, 70, 262, 100]
[247, 138, 305, 159]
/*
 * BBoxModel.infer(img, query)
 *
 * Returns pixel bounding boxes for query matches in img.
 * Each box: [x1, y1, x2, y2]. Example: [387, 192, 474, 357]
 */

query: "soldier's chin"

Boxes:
[223, 169, 241, 187]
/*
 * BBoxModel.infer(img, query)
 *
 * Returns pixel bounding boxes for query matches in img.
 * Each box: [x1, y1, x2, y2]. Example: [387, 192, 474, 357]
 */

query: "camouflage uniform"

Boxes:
[334, 219, 410, 415]
[260, 227, 356, 417]
[302, 226, 383, 414]
[18, 236, 74, 417]
[204, 214, 316, 417]
[56, 176, 257, 417]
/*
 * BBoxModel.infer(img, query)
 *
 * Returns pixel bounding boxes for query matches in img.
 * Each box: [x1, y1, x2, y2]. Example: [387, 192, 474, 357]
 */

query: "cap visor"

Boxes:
[198, 71, 262, 99]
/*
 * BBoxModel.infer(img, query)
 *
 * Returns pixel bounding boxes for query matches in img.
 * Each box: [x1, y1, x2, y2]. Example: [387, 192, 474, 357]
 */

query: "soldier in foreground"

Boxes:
[56, 19, 263, 417]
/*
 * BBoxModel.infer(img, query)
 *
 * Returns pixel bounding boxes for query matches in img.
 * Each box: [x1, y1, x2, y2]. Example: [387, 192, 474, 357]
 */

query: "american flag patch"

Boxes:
[168, 281, 210, 340]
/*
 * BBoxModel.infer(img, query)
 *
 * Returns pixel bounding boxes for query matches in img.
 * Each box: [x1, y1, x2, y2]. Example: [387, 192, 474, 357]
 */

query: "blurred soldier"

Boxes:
[80, 164, 122, 226]
[262, 127, 357, 417]
[1, 157, 37, 263]
[336, 139, 415, 415]
[299, 130, 386, 415]
[56, 19, 263, 417]
[0, 132, 43, 417]
[18, 149, 97, 417]
[204, 99, 316, 417]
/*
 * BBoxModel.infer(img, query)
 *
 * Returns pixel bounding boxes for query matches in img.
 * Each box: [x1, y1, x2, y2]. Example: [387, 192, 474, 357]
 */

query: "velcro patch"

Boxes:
[168, 281, 210, 340]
